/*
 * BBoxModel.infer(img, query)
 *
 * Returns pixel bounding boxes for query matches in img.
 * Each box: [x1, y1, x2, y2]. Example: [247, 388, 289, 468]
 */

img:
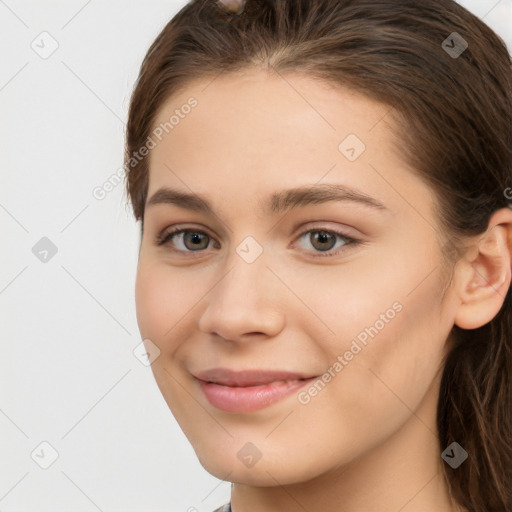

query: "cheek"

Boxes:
[134, 259, 191, 343]
[337, 267, 448, 415]
[282, 261, 450, 462]
[313, 240, 450, 404]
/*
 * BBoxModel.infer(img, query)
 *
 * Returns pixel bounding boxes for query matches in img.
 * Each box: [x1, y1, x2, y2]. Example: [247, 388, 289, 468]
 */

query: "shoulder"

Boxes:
[212, 504, 231, 512]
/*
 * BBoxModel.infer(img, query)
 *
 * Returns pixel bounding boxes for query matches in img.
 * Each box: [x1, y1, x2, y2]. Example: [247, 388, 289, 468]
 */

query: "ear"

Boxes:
[454, 207, 512, 330]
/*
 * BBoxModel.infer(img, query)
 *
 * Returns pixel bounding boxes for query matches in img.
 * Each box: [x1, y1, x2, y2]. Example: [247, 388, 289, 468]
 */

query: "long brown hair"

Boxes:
[123, 1, 512, 510]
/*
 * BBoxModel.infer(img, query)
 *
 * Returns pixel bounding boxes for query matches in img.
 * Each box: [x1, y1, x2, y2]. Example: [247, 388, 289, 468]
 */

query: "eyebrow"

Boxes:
[145, 183, 388, 216]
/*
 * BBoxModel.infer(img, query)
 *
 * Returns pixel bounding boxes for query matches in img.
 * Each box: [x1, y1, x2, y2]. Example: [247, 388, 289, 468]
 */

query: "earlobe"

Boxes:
[454, 208, 512, 330]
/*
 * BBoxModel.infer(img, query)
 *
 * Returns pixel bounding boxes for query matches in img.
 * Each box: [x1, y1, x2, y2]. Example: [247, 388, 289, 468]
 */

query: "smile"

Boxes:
[194, 368, 318, 413]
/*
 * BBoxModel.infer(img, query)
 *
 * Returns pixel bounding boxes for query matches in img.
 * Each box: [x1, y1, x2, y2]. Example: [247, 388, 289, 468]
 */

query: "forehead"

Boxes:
[146, 69, 435, 221]
[150, 69, 391, 144]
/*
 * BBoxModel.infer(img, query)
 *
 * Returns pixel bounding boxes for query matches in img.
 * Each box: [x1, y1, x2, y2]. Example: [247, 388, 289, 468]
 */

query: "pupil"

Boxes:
[314, 231, 334, 251]
[187, 233, 206, 250]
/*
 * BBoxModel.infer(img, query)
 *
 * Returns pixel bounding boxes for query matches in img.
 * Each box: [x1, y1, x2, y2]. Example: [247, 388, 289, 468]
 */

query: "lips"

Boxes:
[194, 368, 318, 412]
[195, 368, 316, 387]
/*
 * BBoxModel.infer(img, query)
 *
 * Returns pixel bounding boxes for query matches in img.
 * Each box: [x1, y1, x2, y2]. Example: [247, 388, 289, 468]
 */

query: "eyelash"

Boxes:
[155, 226, 361, 258]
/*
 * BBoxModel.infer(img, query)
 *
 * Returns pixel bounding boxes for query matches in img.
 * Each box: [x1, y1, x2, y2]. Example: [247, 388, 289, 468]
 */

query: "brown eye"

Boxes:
[157, 229, 215, 252]
[295, 228, 360, 258]
[309, 231, 337, 252]
[181, 232, 210, 251]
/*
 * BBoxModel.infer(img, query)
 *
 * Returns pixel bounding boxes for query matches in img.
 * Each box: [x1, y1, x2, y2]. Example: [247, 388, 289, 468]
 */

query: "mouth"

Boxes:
[194, 368, 318, 413]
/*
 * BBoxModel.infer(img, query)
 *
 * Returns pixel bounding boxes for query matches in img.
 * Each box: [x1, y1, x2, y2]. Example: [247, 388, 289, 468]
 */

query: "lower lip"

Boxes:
[198, 378, 316, 412]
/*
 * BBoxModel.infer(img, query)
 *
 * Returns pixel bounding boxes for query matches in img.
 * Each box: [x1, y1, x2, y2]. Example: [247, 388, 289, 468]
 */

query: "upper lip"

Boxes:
[194, 368, 317, 387]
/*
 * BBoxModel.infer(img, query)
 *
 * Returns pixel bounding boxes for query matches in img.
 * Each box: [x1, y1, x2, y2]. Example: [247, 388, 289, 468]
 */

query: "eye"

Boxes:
[155, 226, 361, 258]
[294, 228, 360, 257]
[155, 228, 217, 253]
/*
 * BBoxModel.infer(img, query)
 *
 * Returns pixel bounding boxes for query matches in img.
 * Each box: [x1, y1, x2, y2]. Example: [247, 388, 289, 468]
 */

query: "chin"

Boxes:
[194, 443, 328, 487]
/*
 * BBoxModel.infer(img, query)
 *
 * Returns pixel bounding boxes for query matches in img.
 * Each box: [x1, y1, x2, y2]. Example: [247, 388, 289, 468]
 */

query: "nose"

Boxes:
[197, 253, 286, 343]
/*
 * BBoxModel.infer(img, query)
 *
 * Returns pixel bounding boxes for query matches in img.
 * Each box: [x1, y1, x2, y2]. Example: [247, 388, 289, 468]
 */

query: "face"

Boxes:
[135, 69, 459, 485]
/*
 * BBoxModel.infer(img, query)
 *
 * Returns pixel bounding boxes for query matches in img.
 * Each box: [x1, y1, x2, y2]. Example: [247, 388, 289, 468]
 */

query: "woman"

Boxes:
[124, 1, 512, 510]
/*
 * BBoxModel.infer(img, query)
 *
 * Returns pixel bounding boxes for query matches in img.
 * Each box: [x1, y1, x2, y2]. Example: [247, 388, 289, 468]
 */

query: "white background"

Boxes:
[0, 1, 510, 511]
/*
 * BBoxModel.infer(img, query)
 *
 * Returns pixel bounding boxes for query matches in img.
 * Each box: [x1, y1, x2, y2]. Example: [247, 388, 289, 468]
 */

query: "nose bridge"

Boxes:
[197, 238, 285, 339]
[213, 230, 269, 293]
[214, 240, 270, 308]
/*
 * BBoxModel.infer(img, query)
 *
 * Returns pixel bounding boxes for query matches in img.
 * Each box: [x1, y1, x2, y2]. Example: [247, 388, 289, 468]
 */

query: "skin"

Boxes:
[134, 68, 512, 512]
